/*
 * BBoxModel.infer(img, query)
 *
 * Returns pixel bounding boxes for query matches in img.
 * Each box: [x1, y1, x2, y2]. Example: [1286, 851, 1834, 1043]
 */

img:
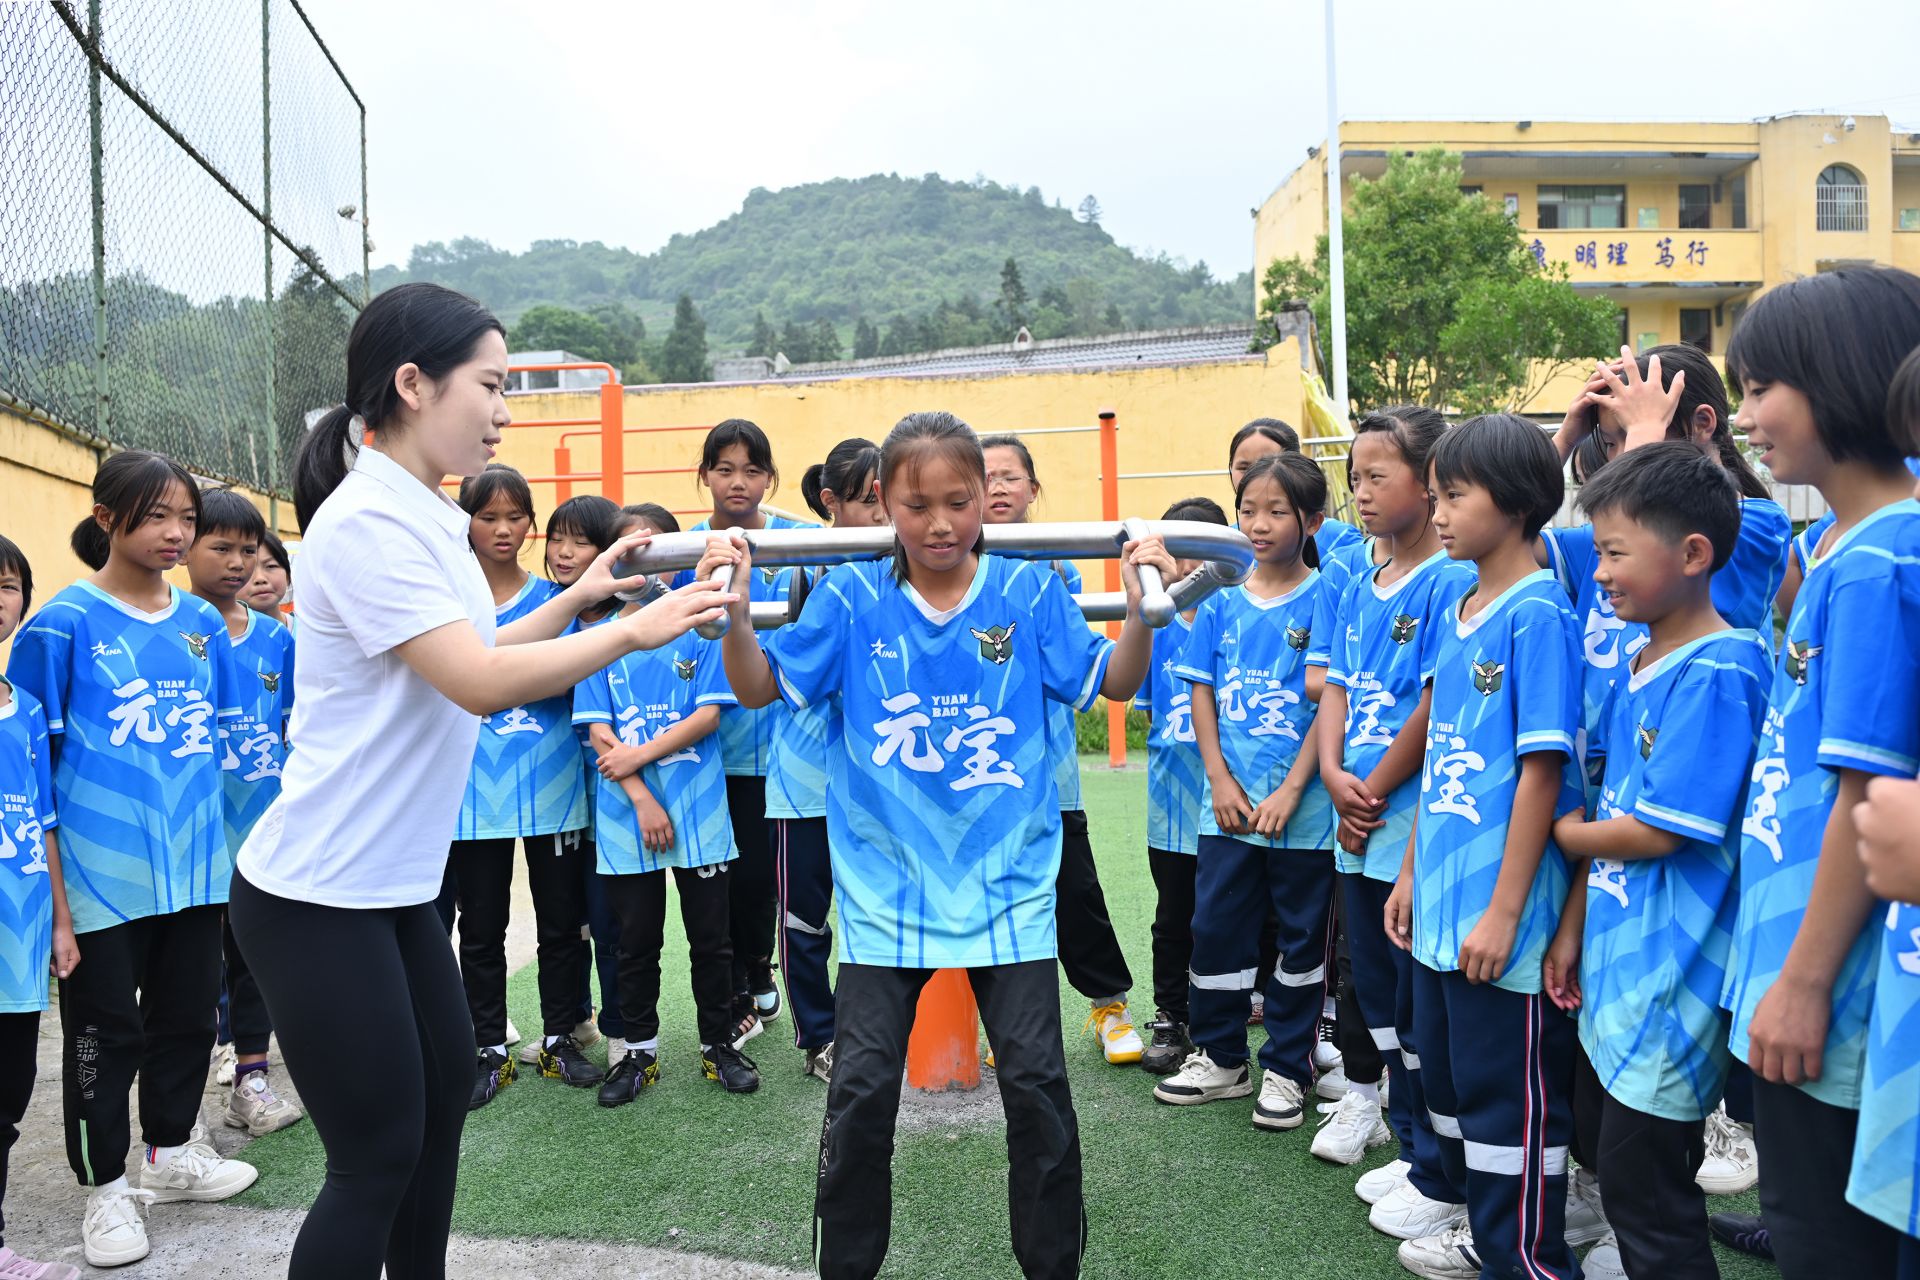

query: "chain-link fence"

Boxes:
[0, 0, 365, 495]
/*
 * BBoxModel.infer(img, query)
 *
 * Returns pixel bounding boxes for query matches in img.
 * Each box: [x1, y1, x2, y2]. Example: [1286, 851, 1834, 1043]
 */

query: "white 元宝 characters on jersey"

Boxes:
[1426, 730, 1488, 825]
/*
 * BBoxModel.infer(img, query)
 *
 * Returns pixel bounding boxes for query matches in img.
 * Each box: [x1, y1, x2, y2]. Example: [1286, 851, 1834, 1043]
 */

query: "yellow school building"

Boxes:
[1255, 113, 1920, 409]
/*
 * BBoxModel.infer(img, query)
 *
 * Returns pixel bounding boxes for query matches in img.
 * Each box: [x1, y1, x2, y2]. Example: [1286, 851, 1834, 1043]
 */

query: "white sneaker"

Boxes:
[1396, 1218, 1480, 1280]
[571, 1018, 603, 1050]
[210, 1042, 237, 1088]
[505, 1017, 521, 1046]
[1311, 1089, 1393, 1164]
[1369, 1177, 1466, 1240]
[1582, 1231, 1628, 1280]
[605, 1037, 628, 1070]
[224, 1071, 303, 1136]
[1314, 1062, 1351, 1100]
[1313, 1018, 1343, 1073]
[82, 1183, 154, 1268]
[1086, 1000, 1144, 1066]
[1252, 1070, 1306, 1130]
[1697, 1103, 1759, 1194]
[138, 1139, 259, 1204]
[1356, 1157, 1411, 1204]
[1152, 1050, 1252, 1105]
[1565, 1165, 1610, 1249]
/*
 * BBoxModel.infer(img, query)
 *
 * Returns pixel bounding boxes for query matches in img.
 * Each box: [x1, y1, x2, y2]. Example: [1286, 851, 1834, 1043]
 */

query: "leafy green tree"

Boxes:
[996, 257, 1030, 333]
[510, 304, 611, 361]
[779, 319, 814, 364]
[1076, 194, 1102, 226]
[657, 294, 711, 383]
[809, 317, 843, 362]
[879, 314, 913, 357]
[852, 317, 879, 359]
[588, 302, 646, 367]
[1257, 149, 1619, 414]
[746, 310, 776, 358]
[1102, 302, 1125, 332]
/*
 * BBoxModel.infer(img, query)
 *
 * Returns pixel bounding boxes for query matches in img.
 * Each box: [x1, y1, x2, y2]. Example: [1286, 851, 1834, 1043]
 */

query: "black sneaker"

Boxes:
[1708, 1211, 1774, 1260]
[596, 1048, 660, 1108]
[537, 1034, 606, 1088]
[469, 1048, 515, 1111]
[702, 1042, 761, 1093]
[1139, 1011, 1193, 1075]
[748, 960, 782, 1023]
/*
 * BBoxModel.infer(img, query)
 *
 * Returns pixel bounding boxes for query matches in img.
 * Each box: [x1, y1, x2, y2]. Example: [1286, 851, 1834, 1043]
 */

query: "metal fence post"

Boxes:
[86, 0, 107, 440]
[261, 0, 278, 527]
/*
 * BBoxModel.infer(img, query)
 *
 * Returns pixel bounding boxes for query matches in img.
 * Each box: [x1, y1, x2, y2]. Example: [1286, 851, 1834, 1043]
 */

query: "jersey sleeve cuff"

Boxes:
[1633, 798, 1727, 842]
[571, 709, 612, 725]
[1516, 729, 1574, 757]
[768, 653, 811, 712]
[695, 692, 738, 709]
[1170, 662, 1213, 687]
[1072, 639, 1115, 714]
[1818, 739, 1920, 778]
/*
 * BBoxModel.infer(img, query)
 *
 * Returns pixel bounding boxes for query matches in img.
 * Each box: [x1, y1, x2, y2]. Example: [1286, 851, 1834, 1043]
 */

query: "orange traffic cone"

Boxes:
[905, 968, 982, 1091]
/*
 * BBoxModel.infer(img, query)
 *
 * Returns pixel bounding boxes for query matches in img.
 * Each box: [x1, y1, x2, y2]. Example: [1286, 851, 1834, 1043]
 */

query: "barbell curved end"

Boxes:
[695, 614, 732, 641]
[1140, 590, 1179, 629]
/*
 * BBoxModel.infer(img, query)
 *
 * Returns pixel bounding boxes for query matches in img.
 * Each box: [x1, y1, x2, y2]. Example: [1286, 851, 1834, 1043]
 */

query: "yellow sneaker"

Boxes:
[1086, 1000, 1144, 1065]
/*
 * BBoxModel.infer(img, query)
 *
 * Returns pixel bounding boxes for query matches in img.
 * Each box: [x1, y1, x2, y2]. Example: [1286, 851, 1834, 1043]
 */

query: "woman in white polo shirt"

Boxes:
[228, 283, 729, 1280]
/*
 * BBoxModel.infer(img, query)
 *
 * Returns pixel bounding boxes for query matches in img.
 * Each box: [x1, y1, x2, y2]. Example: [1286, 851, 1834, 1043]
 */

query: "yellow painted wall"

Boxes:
[0, 406, 298, 669]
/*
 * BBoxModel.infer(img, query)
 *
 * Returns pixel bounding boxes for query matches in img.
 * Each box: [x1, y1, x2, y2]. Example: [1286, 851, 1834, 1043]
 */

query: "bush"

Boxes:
[1076, 705, 1150, 755]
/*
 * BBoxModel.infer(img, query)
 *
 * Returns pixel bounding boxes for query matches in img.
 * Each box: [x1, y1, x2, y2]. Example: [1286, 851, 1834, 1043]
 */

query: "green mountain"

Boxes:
[370, 173, 1251, 355]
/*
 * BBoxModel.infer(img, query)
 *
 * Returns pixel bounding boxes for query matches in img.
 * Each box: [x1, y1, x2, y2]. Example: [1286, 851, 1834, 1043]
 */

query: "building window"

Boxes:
[1730, 176, 1748, 230]
[1680, 307, 1713, 354]
[1617, 309, 1631, 351]
[1679, 184, 1712, 229]
[1459, 185, 1484, 197]
[1537, 185, 1626, 229]
[1815, 164, 1868, 232]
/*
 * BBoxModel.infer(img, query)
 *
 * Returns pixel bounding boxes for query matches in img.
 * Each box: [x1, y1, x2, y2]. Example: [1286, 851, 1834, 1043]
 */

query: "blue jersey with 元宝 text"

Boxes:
[221, 610, 295, 854]
[1847, 901, 1920, 1237]
[1136, 615, 1203, 855]
[0, 685, 57, 1012]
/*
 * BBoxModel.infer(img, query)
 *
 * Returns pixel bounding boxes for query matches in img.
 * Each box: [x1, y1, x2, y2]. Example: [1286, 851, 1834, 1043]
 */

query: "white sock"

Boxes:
[1349, 1079, 1381, 1106]
[544, 1035, 561, 1049]
[146, 1144, 184, 1169]
[486, 1043, 507, 1057]
[633, 1037, 659, 1054]
[95, 1174, 130, 1196]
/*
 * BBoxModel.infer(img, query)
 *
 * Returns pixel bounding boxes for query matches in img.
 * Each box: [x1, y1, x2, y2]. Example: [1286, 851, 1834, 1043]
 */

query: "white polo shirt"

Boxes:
[238, 446, 495, 908]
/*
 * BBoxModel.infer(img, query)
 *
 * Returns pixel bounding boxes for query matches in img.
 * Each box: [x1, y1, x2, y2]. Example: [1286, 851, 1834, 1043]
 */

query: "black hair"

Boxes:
[1162, 495, 1229, 525]
[977, 434, 1039, 488]
[620, 502, 680, 534]
[197, 487, 268, 545]
[1568, 430, 1610, 486]
[458, 462, 536, 522]
[1577, 440, 1741, 573]
[698, 418, 779, 494]
[70, 449, 202, 572]
[1889, 345, 1920, 458]
[801, 437, 881, 521]
[1234, 452, 1328, 569]
[1228, 417, 1300, 464]
[1726, 267, 1920, 470]
[0, 534, 32, 617]
[545, 494, 622, 551]
[259, 530, 289, 576]
[1428, 413, 1565, 539]
[292, 282, 505, 530]
[1352, 404, 1448, 480]
[1616, 345, 1770, 500]
[879, 411, 987, 579]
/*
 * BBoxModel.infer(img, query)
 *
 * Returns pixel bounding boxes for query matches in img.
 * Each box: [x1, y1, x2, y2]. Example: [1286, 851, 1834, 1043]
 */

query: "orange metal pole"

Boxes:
[1098, 410, 1125, 769]
[553, 445, 574, 505]
[599, 382, 625, 505]
[905, 969, 982, 1090]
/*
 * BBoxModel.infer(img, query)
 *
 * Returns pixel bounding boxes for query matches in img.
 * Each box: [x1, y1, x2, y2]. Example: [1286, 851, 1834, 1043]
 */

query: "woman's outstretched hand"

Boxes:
[623, 579, 735, 650]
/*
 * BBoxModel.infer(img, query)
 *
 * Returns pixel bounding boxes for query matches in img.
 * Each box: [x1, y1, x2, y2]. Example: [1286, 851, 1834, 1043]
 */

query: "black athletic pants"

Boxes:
[726, 776, 777, 996]
[1146, 847, 1194, 1020]
[1752, 1077, 1900, 1279]
[600, 865, 734, 1051]
[1055, 810, 1132, 1004]
[447, 833, 589, 1046]
[816, 960, 1084, 1279]
[221, 912, 273, 1055]
[0, 1011, 38, 1247]
[1330, 885, 1384, 1085]
[58, 904, 222, 1186]
[229, 871, 470, 1280]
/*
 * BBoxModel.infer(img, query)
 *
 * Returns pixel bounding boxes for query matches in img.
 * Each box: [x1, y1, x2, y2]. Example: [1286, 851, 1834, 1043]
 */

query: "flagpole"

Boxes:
[1324, 0, 1349, 420]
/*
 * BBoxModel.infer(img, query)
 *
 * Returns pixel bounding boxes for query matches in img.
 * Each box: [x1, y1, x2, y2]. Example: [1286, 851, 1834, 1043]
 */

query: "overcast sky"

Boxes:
[317, 0, 1920, 281]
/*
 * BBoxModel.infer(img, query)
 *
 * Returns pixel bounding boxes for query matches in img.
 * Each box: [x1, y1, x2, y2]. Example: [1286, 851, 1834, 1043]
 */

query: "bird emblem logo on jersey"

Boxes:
[1285, 625, 1311, 651]
[1783, 638, 1821, 686]
[674, 657, 697, 681]
[1391, 614, 1418, 645]
[971, 623, 1017, 665]
[1637, 724, 1658, 760]
[1471, 659, 1504, 696]
[179, 631, 211, 660]
[258, 670, 281, 694]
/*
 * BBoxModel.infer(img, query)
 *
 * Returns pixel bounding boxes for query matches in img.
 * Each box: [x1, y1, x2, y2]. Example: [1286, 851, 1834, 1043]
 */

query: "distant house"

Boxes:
[506, 350, 614, 393]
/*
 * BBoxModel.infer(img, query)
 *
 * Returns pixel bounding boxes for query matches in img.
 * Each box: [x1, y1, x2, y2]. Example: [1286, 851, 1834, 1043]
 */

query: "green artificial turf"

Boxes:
[240, 764, 1776, 1278]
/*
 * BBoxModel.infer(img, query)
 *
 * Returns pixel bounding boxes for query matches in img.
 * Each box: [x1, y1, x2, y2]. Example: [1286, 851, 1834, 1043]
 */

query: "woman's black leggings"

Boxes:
[228, 871, 472, 1280]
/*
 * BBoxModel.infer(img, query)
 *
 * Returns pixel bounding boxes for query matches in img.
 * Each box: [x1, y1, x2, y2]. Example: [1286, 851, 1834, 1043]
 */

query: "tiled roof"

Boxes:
[771, 324, 1260, 382]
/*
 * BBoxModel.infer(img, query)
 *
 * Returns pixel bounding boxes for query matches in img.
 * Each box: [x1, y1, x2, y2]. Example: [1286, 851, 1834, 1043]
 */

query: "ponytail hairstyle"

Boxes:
[801, 437, 881, 521]
[458, 462, 536, 521]
[1233, 452, 1328, 570]
[1162, 495, 1229, 526]
[619, 502, 680, 535]
[1633, 344, 1769, 500]
[1352, 405, 1448, 480]
[71, 449, 202, 571]
[293, 282, 505, 530]
[878, 411, 987, 580]
[697, 418, 779, 493]
[1228, 417, 1301, 461]
[0, 534, 33, 617]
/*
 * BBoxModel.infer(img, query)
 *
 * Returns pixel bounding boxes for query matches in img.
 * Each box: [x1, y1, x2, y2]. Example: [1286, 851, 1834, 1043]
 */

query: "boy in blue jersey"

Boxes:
[1543, 446, 1772, 1278]
[1382, 415, 1586, 1280]
[0, 536, 83, 1280]
[1717, 269, 1920, 1280]
[183, 489, 303, 1137]
[576, 599, 750, 1099]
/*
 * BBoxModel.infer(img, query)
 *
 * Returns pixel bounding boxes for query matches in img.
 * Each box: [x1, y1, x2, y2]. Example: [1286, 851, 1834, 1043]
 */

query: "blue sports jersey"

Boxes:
[457, 576, 587, 840]
[1546, 497, 1790, 781]
[675, 513, 815, 777]
[221, 610, 295, 855]
[1579, 630, 1771, 1120]
[1326, 552, 1479, 880]
[765, 566, 835, 820]
[573, 632, 737, 873]
[1847, 901, 1920, 1236]
[1316, 517, 1363, 564]
[1725, 500, 1920, 1108]
[764, 555, 1113, 968]
[1043, 560, 1087, 813]
[0, 685, 57, 1012]
[1309, 536, 1378, 650]
[1413, 570, 1584, 995]
[1174, 575, 1334, 850]
[1136, 615, 1203, 855]
[6, 583, 242, 934]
